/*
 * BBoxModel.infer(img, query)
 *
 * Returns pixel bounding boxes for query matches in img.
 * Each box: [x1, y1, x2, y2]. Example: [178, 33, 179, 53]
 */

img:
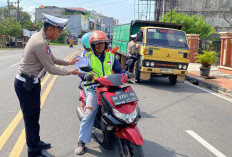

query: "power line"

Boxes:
[88, 0, 127, 9]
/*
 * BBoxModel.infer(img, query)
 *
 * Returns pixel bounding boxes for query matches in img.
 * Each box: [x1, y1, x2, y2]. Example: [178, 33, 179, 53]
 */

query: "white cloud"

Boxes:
[20, 4, 36, 21]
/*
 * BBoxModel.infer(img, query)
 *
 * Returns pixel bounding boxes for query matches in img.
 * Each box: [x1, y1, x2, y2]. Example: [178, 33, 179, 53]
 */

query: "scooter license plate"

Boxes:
[111, 91, 138, 106]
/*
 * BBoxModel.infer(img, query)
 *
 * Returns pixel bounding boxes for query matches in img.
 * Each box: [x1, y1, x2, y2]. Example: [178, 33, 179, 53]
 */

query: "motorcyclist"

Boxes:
[75, 30, 124, 155]
[80, 32, 92, 56]
[69, 37, 74, 48]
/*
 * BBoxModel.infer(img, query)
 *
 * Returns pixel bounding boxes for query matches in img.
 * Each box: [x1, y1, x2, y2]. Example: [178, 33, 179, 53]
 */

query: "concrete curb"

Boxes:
[185, 75, 232, 98]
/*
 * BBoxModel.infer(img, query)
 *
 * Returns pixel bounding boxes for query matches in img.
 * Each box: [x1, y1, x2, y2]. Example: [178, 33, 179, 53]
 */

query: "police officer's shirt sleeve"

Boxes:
[51, 54, 69, 66]
[35, 42, 72, 75]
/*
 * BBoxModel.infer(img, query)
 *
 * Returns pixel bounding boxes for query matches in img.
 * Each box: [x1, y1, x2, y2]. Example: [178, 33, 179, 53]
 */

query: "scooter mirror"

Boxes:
[79, 66, 92, 72]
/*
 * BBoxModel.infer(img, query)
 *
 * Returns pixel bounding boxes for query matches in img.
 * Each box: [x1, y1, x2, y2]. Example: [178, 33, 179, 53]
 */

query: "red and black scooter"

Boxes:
[76, 66, 144, 157]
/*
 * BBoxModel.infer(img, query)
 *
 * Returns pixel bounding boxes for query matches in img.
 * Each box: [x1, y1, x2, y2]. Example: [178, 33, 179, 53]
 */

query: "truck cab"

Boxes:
[112, 20, 190, 85]
[135, 26, 190, 84]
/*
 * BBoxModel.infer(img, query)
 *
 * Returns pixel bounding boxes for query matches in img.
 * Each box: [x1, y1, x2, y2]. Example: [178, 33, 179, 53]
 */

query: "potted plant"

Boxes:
[196, 50, 218, 77]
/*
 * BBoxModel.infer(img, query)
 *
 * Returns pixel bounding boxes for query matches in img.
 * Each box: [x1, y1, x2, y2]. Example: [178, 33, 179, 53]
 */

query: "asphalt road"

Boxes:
[0, 46, 232, 157]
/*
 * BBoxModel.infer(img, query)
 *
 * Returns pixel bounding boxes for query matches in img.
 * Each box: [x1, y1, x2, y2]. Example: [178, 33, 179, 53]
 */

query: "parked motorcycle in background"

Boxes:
[76, 66, 144, 157]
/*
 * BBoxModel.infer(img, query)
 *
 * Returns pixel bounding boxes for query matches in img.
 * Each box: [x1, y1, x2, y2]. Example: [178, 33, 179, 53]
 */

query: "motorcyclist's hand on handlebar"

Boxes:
[71, 68, 82, 75]
[84, 74, 93, 81]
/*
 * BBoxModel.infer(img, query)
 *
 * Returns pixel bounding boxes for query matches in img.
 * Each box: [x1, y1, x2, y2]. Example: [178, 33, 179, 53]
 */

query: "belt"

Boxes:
[15, 74, 40, 84]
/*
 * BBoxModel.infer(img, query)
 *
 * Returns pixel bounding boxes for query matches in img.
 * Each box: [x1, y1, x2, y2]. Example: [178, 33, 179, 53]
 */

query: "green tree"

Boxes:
[0, 5, 34, 29]
[0, 17, 22, 38]
[20, 11, 34, 29]
[56, 28, 70, 43]
[160, 11, 215, 38]
[36, 21, 44, 30]
[0, 6, 7, 19]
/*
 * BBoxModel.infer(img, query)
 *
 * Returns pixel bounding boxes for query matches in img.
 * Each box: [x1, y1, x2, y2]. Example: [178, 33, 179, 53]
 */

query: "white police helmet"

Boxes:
[42, 13, 68, 30]
[130, 34, 137, 38]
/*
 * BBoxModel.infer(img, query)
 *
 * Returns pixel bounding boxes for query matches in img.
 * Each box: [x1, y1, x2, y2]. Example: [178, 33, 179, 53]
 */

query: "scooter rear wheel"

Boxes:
[120, 139, 144, 157]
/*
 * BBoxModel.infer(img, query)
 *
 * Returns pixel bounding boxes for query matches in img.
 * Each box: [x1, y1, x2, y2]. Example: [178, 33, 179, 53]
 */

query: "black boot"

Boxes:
[37, 141, 51, 150]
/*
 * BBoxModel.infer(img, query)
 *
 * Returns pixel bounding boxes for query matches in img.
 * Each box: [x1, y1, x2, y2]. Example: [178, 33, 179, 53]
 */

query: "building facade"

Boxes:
[35, 6, 117, 36]
[168, 0, 232, 32]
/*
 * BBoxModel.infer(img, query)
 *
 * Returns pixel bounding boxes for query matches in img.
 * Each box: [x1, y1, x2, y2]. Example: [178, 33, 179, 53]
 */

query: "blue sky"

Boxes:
[0, 0, 135, 24]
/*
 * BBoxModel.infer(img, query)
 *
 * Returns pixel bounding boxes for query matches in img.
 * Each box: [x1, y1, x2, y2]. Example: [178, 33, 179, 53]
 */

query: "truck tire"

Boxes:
[134, 61, 141, 83]
[169, 75, 177, 85]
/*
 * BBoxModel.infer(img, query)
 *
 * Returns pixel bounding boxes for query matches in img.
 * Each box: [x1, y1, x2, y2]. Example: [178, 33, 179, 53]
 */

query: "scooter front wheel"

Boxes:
[120, 139, 144, 157]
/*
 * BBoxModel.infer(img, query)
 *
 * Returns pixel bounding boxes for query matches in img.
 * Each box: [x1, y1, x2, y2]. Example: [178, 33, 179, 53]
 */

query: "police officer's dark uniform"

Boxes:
[14, 14, 78, 157]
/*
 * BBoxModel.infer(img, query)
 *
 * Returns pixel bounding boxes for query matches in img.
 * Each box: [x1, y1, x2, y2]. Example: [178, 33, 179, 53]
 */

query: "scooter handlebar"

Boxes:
[83, 82, 98, 86]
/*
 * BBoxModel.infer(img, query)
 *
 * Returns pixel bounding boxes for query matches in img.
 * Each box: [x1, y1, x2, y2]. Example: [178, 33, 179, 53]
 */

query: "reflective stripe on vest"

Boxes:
[85, 52, 114, 90]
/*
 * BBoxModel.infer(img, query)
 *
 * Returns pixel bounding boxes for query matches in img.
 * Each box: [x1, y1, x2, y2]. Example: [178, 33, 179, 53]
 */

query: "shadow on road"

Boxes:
[43, 150, 56, 157]
[80, 139, 189, 157]
[132, 77, 206, 95]
[143, 139, 189, 157]
[141, 111, 156, 118]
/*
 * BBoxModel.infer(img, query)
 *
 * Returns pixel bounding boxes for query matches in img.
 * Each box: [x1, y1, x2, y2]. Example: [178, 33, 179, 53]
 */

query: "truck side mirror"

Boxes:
[136, 33, 143, 42]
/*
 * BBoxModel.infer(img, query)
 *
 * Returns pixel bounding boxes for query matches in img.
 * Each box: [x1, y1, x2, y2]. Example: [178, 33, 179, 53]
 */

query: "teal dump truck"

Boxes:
[112, 20, 190, 84]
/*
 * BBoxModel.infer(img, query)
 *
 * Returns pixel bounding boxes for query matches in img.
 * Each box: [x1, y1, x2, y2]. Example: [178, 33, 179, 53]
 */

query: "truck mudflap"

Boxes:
[140, 72, 151, 80]
[177, 74, 186, 83]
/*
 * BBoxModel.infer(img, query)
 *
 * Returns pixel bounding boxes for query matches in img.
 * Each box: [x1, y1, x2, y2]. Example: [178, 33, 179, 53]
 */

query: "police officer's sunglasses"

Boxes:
[57, 26, 64, 32]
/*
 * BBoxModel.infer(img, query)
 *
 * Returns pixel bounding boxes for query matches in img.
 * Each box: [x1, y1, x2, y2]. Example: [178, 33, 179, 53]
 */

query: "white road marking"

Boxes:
[10, 62, 20, 67]
[185, 81, 232, 103]
[186, 130, 227, 157]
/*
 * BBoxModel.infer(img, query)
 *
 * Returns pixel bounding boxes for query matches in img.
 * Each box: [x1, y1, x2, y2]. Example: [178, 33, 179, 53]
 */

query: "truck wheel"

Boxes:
[133, 61, 141, 83]
[169, 75, 177, 85]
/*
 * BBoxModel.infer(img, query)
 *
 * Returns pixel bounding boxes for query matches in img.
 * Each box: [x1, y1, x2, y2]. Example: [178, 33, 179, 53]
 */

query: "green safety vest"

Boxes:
[85, 51, 114, 90]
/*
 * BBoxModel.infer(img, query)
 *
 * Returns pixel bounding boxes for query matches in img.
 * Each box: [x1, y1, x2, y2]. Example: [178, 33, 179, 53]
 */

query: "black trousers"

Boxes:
[125, 55, 137, 73]
[14, 78, 42, 157]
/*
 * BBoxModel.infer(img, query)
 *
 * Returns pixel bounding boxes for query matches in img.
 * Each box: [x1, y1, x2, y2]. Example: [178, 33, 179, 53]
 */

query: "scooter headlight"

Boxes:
[112, 108, 137, 124]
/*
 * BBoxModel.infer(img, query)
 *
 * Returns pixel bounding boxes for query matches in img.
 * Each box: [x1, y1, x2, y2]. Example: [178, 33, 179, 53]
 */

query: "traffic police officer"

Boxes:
[126, 34, 139, 73]
[14, 13, 80, 157]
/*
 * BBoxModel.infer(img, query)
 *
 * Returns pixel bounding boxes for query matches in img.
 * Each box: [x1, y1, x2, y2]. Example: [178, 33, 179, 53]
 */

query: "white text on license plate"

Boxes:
[160, 68, 173, 73]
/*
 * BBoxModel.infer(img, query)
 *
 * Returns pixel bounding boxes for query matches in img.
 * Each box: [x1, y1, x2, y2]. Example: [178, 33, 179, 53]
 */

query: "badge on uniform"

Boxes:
[107, 61, 111, 65]
[46, 46, 50, 54]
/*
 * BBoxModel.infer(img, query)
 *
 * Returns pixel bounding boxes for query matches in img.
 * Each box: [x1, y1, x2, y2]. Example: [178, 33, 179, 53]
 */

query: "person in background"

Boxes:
[14, 13, 81, 157]
[69, 37, 74, 48]
[125, 34, 139, 83]
[80, 32, 92, 56]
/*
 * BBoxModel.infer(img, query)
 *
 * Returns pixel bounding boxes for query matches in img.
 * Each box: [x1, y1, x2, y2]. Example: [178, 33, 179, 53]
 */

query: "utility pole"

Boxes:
[162, 0, 165, 21]
[17, 0, 20, 22]
[7, 0, 21, 22]
[7, 0, 10, 17]
[170, 0, 172, 23]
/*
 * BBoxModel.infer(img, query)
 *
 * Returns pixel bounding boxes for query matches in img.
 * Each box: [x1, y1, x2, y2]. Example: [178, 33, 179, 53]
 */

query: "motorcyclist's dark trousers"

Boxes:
[14, 78, 42, 157]
[125, 55, 137, 73]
